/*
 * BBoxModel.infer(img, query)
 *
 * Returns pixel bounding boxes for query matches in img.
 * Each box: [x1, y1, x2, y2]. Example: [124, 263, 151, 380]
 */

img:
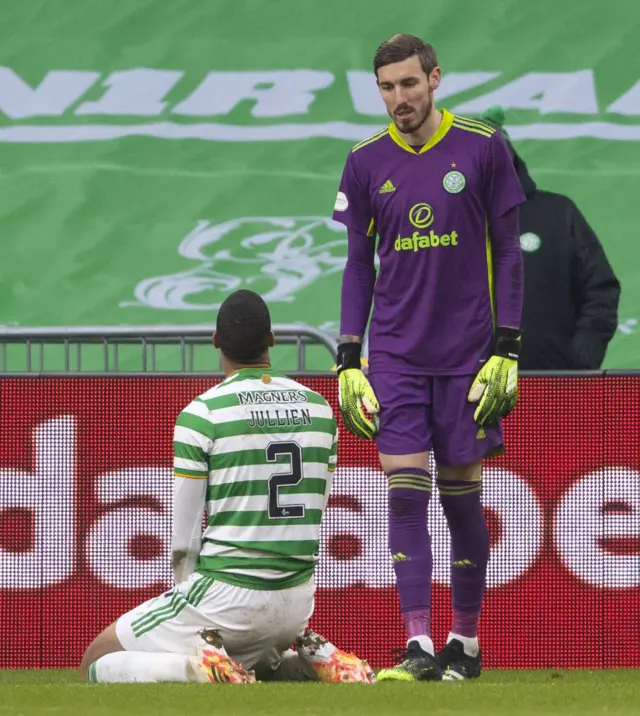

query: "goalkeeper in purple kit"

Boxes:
[332, 35, 525, 682]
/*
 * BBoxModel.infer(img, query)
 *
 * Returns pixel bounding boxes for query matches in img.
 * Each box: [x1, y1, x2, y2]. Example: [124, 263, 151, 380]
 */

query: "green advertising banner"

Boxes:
[1, 0, 639, 369]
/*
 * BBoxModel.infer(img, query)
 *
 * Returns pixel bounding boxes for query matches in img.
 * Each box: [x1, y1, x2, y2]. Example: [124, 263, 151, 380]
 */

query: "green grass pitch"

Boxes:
[1, 669, 640, 715]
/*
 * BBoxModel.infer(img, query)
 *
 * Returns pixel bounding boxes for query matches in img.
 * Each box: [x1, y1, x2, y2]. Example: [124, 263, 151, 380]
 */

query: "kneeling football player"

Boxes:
[80, 291, 373, 684]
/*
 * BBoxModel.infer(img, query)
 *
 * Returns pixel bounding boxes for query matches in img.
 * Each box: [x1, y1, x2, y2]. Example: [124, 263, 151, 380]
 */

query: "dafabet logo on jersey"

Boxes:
[395, 203, 459, 252]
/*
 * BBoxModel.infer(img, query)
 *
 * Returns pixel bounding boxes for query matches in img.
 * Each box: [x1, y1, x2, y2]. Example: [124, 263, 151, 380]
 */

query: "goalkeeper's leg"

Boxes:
[369, 373, 443, 682]
[431, 376, 497, 680]
[436, 464, 486, 680]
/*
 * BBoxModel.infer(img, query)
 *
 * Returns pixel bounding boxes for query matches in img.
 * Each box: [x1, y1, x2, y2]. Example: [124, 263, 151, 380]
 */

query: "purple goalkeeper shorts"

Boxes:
[368, 372, 504, 466]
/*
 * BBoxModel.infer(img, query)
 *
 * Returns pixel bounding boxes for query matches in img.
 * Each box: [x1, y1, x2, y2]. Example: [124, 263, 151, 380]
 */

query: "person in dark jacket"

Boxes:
[477, 107, 621, 370]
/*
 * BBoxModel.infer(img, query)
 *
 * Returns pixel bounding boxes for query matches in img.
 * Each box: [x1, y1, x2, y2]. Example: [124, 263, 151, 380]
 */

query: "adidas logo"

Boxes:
[452, 558, 476, 569]
[392, 552, 410, 562]
[476, 428, 486, 440]
[379, 180, 396, 194]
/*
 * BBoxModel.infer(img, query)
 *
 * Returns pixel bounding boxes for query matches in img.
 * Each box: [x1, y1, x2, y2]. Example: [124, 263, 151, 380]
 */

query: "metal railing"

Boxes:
[0, 324, 338, 374]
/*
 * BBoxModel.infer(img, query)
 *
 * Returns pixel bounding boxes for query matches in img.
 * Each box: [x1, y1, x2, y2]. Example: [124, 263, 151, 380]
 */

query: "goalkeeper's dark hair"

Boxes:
[373, 34, 438, 78]
[215, 290, 272, 364]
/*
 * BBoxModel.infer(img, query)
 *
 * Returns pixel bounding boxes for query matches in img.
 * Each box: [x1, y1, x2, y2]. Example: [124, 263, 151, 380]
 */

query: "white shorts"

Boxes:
[116, 573, 315, 669]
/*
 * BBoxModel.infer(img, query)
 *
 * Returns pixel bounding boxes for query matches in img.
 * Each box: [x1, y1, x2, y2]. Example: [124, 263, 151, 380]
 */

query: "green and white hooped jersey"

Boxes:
[173, 368, 338, 590]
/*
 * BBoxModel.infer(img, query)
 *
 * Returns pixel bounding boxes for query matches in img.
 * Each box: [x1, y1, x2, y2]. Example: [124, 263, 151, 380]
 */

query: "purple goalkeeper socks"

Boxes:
[403, 608, 431, 639]
[438, 479, 489, 638]
[387, 469, 433, 637]
[451, 610, 481, 638]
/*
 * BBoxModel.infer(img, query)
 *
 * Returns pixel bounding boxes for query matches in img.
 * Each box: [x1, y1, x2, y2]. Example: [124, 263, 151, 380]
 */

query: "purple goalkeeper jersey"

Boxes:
[332, 109, 526, 375]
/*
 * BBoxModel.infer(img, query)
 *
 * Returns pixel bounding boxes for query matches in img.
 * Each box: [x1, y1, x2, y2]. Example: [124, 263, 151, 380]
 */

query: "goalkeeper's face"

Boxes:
[377, 55, 441, 135]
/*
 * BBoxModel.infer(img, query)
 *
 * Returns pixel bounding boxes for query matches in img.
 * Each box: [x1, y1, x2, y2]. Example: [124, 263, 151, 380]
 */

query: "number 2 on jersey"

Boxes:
[266, 441, 305, 520]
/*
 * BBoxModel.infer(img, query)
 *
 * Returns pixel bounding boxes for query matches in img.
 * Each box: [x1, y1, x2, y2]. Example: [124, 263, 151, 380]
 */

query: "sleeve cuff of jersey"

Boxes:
[174, 470, 209, 479]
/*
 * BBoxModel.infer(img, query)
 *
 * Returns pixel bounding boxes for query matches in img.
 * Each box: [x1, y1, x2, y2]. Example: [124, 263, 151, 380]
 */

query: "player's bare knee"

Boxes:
[379, 451, 430, 476]
[81, 637, 106, 680]
[436, 460, 482, 484]
[80, 640, 100, 680]
[80, 622, 123, 680]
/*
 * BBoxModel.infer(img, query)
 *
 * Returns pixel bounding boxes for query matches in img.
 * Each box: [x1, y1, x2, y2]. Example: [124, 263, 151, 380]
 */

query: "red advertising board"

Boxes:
[1, 376, 639, 670]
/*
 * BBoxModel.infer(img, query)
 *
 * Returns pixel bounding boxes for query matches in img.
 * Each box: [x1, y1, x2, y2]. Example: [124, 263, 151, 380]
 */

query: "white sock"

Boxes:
[89, 652, 194, 683]
[408, 634, 435, 656]
[447, 633, 479, 657]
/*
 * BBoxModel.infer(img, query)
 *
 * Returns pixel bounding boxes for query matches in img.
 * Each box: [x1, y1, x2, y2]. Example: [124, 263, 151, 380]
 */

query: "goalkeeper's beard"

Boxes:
[392, 94, 433, 136]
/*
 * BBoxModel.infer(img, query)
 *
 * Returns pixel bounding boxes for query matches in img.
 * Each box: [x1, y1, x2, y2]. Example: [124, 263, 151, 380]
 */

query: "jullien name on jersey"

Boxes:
[246, 408, 313, 428]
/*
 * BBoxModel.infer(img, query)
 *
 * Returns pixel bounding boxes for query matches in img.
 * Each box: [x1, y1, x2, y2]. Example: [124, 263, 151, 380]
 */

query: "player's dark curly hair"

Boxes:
[373, 34, 438, 78]
[215, 290, 272, 364]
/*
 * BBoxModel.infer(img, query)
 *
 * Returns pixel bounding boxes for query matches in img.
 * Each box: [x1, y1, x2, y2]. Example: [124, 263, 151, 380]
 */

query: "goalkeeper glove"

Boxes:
[336, 342, 380, 440]
[468, 327, 521, 426]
